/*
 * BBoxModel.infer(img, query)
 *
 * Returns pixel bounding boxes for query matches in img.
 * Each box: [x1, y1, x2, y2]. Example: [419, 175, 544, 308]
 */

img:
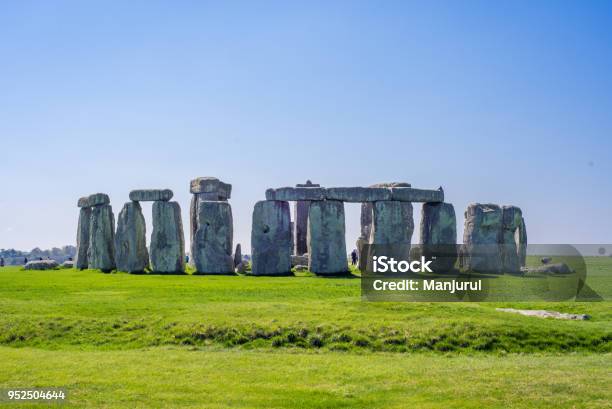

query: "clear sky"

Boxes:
[1, 1, 611, 253]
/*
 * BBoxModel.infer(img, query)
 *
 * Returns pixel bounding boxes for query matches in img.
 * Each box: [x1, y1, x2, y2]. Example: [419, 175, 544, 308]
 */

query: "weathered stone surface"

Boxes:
[291, 254, 309, 267]
[251, 201, 292, 276]
[368, 201, 413, 263]
[462, 203, 502, 273]
[233, 243, 242, 268]
[190, 177, 231, 199]
[420, 202, 457, 272]
[266, 187, 326, 201]
[88, 204, 116, 271]
[60, 260, 74, 269]
[24, 260, 59, 270]
[129, 189, 173, 202]
[294, 200, 311, 255]
[78, 193, 110, 208]
[114, 202, 149, 273]
[370, 201, 414, 245]
[236, 261, 248, 274]
[75, 207, 91, 269]
[501, 205, 522, 273]
[518, 216, 528, 267]
[496, 308, 589, 320]
[193, 201, 234, 274]
[150, 201, 185, 273]
[370, 182, 411, 188]
[325, 187, 391, 202]
[525, 262, 573, 275]
[390, 187, 444, 203]
[307, 200, 348, 275]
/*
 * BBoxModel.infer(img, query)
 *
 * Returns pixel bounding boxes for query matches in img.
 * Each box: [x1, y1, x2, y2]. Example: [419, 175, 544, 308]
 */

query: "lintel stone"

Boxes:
[266, 187, 326, 201]
[129, 189, 173, 202]
[390, 187, 444, 203]
[325, 187, 391, 202]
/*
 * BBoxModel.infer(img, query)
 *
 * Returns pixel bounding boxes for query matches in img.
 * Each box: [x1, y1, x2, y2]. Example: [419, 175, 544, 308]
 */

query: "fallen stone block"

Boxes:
[24, 260, 59, 270]
[129, 189, 173, 202]
[496, 308, 589, 320]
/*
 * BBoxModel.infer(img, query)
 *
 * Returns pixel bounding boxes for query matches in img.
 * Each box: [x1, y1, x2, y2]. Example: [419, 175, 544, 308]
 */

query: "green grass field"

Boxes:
[0, 257, 610, 408]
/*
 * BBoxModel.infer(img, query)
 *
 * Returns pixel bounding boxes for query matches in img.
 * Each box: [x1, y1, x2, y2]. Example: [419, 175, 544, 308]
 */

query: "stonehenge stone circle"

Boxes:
[307, 200, 348, 275]
[150, 201, 185, 273]
[88, 203, 116, 272]
[129, 189, 173, 202]
[420, 202, 457, 272]
[115, 202, 149, 273]
[462, 203, 503, 273]
[251, 200, 292, 276]
[75, 206, 92, 269]
[192, 200, 234, 274]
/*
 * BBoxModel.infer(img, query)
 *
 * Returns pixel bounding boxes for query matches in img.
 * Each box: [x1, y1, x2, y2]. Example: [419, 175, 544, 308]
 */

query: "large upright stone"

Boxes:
[251, 201, 292, 276]
[233, 243, 242, 268]
[518, 217, 528, 267]
[294, 181, 319, 256]
[114, 202, 149, 273]
[307, 200, 348, 275]
[369, 201, 414, 263]
[420, 202, 457, 272]
[88, 204, 116, 271]
[501, 205, 523, 273]
[193, 201, 234, 274]
[462, 203, 503, 273]
[75, 207, 92, 269]
[370, 201, 414, 245]
[150, 201, 185, 273]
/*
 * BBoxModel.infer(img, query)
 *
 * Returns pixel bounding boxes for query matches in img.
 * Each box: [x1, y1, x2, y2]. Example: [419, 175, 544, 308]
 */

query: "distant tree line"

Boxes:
[0, 246, 76, 265]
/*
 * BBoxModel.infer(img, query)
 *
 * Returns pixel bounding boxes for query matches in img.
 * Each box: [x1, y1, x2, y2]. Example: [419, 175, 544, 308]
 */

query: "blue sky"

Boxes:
[1, 1, 611, 252]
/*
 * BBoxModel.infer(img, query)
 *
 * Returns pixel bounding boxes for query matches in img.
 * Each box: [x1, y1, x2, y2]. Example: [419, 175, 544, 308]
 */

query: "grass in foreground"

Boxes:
[0, 260, 610, 353]
[0, 347, 610, 409]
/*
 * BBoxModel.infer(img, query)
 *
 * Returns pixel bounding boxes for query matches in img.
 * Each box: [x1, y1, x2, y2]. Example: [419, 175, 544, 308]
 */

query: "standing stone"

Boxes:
[75, 207, 92, 269]
[462, 203, 503, 273]
[420, 202, 457, 272]
[150, 201, 185, 273]
[369, 201, 414, 263]
[251, 201, 292, 276]
[293, 180, 319, 256]
[114, 202, 149, 273]
[233, 243, 242, 268]
[518, 216, 528, 267]
[193, 201, 234, 274]
[307, 200, 348, 275]
[88, 204, 116, 272]
[501, 206, 523, 273]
